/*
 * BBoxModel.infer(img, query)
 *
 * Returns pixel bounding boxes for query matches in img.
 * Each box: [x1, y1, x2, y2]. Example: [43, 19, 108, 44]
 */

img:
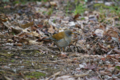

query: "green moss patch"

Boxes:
[25, 71, 46, 79]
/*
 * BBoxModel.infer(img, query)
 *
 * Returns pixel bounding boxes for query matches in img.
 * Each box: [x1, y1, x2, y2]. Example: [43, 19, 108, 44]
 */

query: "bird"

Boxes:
[45, 30, 73, 51]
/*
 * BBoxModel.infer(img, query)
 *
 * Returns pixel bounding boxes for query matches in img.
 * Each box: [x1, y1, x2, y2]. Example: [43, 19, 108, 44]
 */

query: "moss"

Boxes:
[26, 60, 31, 63]
[0, 53, 14, 58]
[94, 3, 110, 9]
[0, 58, 7, 62]
[33, 50, 40, 53]
[0, 71, 5, 76]
[21, 51, 27, 55]
[26, 71, 46, 79]
[80, 17, 85, 20]
[0, 50, 7, 53]
[0, 58, 3, 62]
[0, 71, 4, 74]
[11, 59, 15, 63]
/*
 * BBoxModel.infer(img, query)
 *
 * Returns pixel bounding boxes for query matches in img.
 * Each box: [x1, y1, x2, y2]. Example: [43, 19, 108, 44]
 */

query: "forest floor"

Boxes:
[0, 0, 120, 80]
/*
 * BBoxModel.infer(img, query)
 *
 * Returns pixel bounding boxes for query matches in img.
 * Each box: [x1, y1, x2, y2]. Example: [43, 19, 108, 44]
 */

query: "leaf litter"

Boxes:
[0, 0, 120, 80]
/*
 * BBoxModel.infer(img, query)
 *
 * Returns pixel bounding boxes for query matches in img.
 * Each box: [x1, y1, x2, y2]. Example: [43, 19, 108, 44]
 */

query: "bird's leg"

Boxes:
[59, 48, 62, 52]
[58, 47, 65, 52]
[62, 47, 65, 52]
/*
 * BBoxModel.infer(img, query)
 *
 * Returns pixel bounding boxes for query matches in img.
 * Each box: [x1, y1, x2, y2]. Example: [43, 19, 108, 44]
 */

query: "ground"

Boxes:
[0, 0, 120, 80]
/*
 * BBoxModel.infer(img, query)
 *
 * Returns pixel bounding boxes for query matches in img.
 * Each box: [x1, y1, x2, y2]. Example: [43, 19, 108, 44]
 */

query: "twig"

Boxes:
[46, 71, 61, 80]
[74, 70, 92, 77]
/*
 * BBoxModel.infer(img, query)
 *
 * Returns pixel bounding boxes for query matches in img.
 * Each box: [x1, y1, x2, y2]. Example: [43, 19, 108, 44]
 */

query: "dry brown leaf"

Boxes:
[48, 25, 55, 33]
[37, 24, 43, 28]
[98, 43, 108, 52]
[29, 40, 43, 45]
[21, 22, 34, 29]
[99, 70, 109, 75]
[99, 24, 106, 30]
[73, 13, 80, 20]
[107, 28, 119, 38]
[101, 57, 106, 61]
[14, 43, 22, 46]
[56, 75, 75, 80]
[31, 26, 37, 31]
[113, 49, 120, 54]
[18, 32, 27, 38]
[50, 1, 57, 7]
[94, 29, 104, 38]
[12, 28, 22, 34]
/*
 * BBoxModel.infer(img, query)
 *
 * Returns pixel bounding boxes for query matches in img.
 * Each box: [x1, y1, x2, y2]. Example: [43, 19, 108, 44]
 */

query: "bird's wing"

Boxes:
[52, 32, 65, 40]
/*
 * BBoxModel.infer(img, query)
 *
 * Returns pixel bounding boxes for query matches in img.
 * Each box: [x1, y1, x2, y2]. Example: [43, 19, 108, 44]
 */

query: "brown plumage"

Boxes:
[47, 30, 73, 51]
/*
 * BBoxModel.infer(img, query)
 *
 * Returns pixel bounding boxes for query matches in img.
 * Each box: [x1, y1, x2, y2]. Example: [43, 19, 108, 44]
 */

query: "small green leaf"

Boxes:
[115, 66, 120, 70]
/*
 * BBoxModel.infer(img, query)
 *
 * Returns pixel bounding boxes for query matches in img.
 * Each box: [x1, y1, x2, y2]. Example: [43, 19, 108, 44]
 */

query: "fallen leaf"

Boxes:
[56, 75, 75, 80]
[21, 21, 34, 28]
[94, 29, 104, 38]
[48, 25, 55, 33]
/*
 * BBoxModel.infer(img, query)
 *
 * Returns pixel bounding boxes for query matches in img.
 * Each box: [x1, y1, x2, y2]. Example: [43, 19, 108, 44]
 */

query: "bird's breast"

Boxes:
[55, 36, 72, 48]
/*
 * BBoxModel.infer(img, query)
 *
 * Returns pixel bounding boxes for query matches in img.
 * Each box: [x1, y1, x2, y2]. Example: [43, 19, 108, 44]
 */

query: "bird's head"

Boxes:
[64, 30, 73, 37]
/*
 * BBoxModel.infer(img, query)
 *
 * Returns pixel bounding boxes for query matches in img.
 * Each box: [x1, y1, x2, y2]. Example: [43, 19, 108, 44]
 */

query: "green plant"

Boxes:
[53, 19, 55, 23]
[115, 66, 120, 70]
[65, 1, 71, 15]
[109, 6, 120, 16]
[11, 59, 15, 62]
[94, 2, 120, 18]
[42, 0, 48, 2]
[94, 3, 110, 9]
[47, 8, 53, 16]
[74, 3, 86, 15]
